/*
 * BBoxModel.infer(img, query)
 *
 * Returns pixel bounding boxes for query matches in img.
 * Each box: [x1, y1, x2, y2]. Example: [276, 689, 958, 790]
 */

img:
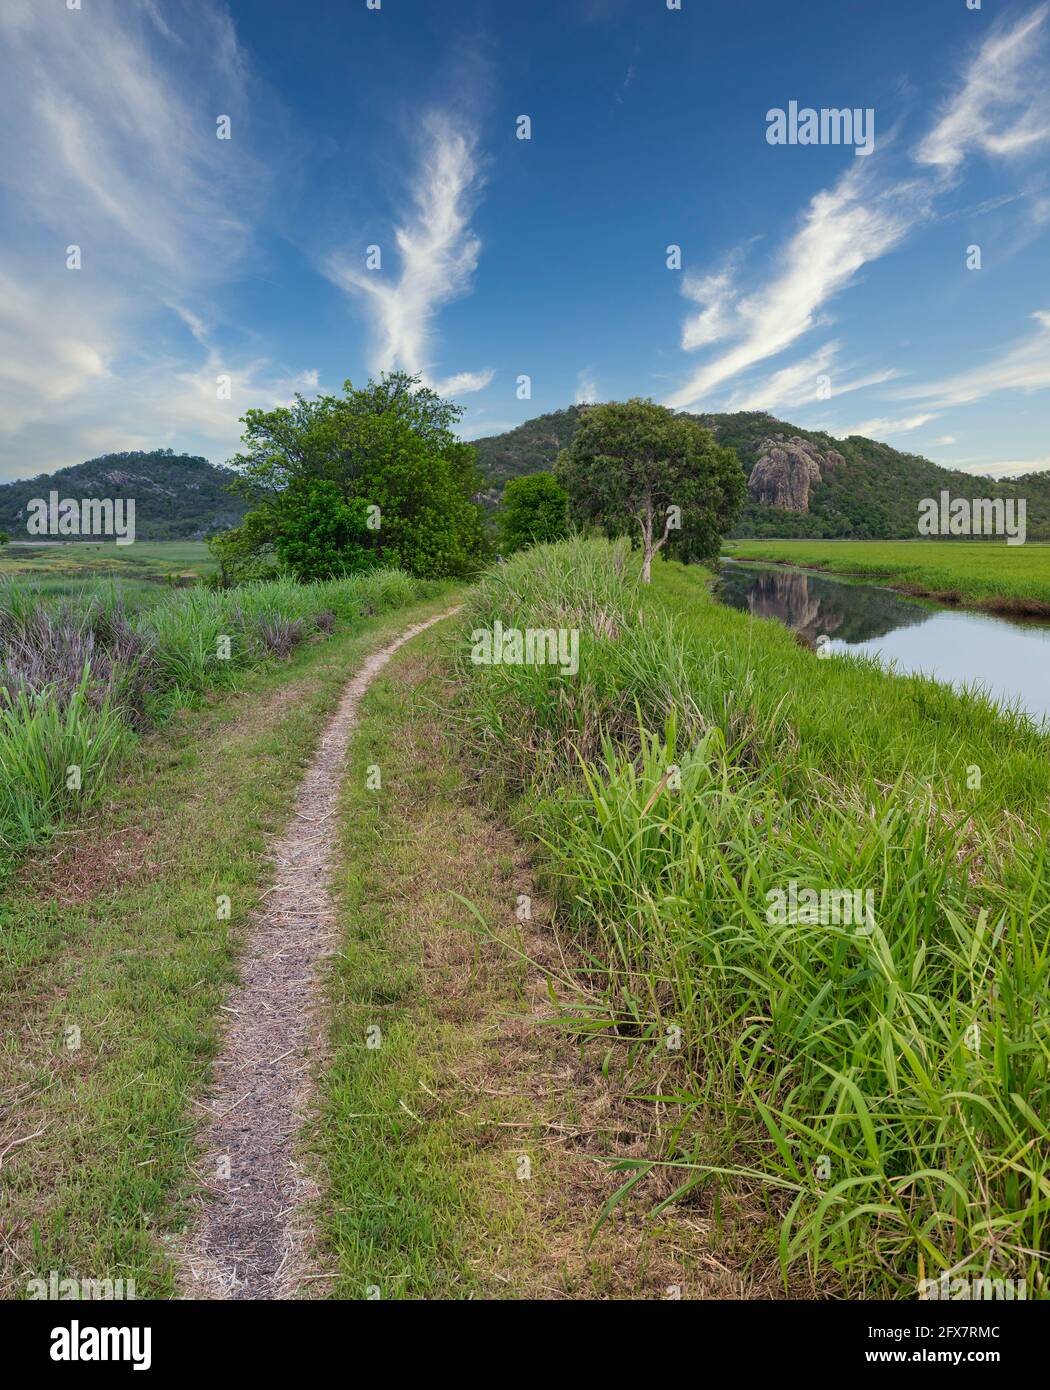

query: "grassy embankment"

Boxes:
[309, 624, 780, 1299]
[0, 582, 458, 1298]
[452, 538, 1049, 1299]
[726, 538, 1050, 616]
[0, 568, 436, 874]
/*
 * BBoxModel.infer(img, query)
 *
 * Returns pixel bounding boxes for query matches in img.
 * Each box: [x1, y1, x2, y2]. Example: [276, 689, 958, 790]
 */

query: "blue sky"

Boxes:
[1, 0, 1049, 482]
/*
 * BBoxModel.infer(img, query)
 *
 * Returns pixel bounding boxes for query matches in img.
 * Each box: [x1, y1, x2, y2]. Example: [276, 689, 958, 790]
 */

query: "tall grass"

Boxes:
[0, 670, 131, 853]
[455, 538, 1049, 1298]
[0, 567, 438, 871]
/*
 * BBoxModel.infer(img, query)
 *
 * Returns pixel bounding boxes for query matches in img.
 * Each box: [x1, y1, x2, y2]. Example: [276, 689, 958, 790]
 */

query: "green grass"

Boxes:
[453, 538, 1049, 1299]
[0, 589, 461, 1299]
[0, 568, 440, 872]
[314, 627, 512, 1298]
[725, 538, 1050, 614]
[313, 623, 733, 1299]
[0, 540, 218, 615]
[0, 540, 215, 582]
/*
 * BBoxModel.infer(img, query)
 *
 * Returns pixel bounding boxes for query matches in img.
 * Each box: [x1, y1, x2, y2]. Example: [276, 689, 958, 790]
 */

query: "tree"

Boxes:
[557, 399, 745, 581]
[498, 472, 569, 552]
[275, 480, 371, 582]
[214, 373, 489, 583]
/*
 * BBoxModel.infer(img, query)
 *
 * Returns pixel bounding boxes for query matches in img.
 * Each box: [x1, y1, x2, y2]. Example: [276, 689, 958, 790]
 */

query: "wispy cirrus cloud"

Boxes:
[325, 114, 492, 397]
[0, 0, 265, 287]
[893, 310, 1050, 409]
[724, 342, 899, 414]
[833, 413, 940, 440]
[665, 166, 923, 410]
[915, 4, 1050, 172]
[0, 0, 298, 476]
[666, 6, 1050, 417]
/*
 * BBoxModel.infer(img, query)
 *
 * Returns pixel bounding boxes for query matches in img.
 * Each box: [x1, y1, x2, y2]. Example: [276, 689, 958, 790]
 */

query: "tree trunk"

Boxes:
[639, 502, 654, 584]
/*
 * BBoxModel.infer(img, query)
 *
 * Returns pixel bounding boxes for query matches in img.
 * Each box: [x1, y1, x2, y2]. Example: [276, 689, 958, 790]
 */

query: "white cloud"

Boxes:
[833, 413, 939, 439]
[0, 271, 115, 438]
[325, 113, 491, 398]
[680, 267, 739, 351]
[574, 368, 599, 404]
[724, 343, 838, 412]
[0, 0, 265, 289]
[2, 316, 321, 477]
[0, 0, 284, 478]
[665, 7, 1050, 418]
[915, 5, 1050, 172]
[665, 165, 924, 410]
[724, 343, 900, 414]
[429, 368, 495, 396]
[895, 311, 1050, 408]
[956, 455, 1050, 478]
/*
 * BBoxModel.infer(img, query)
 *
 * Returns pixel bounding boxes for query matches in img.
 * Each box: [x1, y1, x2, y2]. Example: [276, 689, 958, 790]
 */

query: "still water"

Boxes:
[716, 560, 1050, 725]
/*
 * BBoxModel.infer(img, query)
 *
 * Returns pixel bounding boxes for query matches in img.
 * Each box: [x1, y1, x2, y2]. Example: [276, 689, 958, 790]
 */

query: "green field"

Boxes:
[0, 540, 217, 611]
[0, 539, 215, 580]
[724, 538, 1050, 614]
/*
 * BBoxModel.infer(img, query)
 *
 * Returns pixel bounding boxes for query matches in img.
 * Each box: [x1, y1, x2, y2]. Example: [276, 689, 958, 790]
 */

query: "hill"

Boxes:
[0, 451, 247, 541]
[472, 407, 589, 505]
[471, 408, 1050, 541]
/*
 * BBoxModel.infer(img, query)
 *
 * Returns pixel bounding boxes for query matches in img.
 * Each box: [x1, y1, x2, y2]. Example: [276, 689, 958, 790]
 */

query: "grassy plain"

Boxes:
[0, 541, 216, 611]
[725, 537, 1050, 614]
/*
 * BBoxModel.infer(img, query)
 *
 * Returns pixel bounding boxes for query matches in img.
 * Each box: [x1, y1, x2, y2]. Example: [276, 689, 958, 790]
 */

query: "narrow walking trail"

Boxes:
[177, 608, 461, 1299]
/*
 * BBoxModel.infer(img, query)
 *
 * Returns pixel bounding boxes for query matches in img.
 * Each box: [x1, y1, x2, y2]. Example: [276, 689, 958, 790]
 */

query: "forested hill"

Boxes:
[472, 408, 1050, 540]
[0, 451, 247, 540]
[472, 407, 589, 505]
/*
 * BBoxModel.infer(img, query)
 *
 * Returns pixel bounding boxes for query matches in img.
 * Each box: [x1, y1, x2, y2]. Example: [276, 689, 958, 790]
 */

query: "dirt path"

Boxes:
[176, 608, 460, 1300]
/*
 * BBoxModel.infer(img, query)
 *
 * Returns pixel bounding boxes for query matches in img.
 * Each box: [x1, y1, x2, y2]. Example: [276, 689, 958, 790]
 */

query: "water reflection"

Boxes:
[716, 561, 1050, 724]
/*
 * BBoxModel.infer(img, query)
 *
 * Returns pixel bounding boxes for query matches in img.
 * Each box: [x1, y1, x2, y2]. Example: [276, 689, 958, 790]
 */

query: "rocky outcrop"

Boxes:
[747, 435, 844, 512]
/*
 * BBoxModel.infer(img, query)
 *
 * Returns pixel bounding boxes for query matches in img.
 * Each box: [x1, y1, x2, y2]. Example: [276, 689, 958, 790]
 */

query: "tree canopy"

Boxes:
[211, 373, 488, 584]
[556, 399, 745, 580]
[497, 471, 569, 553]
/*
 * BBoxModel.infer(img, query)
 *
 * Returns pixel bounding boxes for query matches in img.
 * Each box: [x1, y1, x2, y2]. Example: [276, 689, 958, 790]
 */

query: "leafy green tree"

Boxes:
[556, 398, 744, 581]
[498, 471, 569, 552]
[207, 506, 282, 586]
[275, 479, 371, 581]
[218, 372, 488, 582]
